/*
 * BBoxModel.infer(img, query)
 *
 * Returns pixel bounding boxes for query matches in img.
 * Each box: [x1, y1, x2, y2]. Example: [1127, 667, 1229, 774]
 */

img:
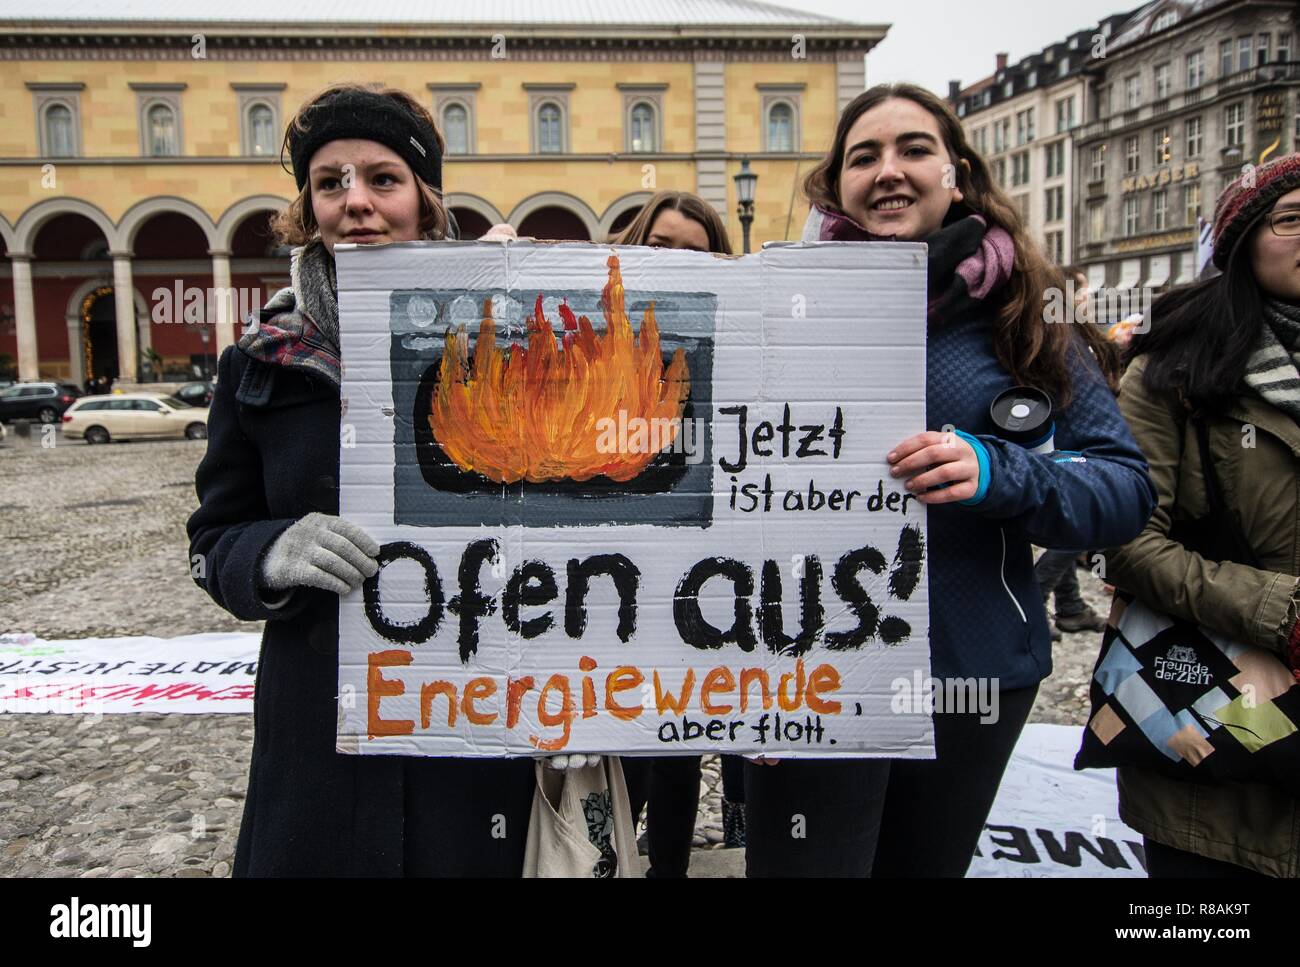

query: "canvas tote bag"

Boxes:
[523, 757, 639, 878]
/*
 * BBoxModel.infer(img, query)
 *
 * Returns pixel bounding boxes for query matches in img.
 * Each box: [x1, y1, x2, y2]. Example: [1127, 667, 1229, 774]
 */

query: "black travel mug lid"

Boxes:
[990, 386, 1053, 448]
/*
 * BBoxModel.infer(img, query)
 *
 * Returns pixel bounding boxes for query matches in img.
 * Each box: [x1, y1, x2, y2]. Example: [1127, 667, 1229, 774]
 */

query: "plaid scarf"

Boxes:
[238, 239, 342, 387]
[1245, 299, 1300, 424]
[805, 204, 1014, 324]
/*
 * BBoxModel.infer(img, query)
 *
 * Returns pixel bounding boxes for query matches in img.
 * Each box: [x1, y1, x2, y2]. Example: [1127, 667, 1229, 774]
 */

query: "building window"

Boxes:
[993, 118, 1010, 153]
[1238, 36, 1251, 73]
[430, 84, 480, 156]
[42, 101, 77, 156]
[1011, 150, 1030, 186]
[620, 84, 668, 154]
[1045, 185, 1064, 222]
[1153, 125, 1171, 165]
[232, 84, 285, 158]
[1258, 33, 1271, 67]
[1096, 84, 1113, 119]
[1090, 144, 1106, 182]
[1016, 108, 1035, 145]
[1279, 32, 1291, 63]
[628, 102, 655, 152]
[1220, 39, 1233, 77]
[992, 157, 1007, 188]
[1045, 230, 1064, 264]
[1055, 96, 1075, 132]
[1059, 57, 1070, 77]
[131, 84, 185, 158]
[1153, 188, 1168, 230]
[1123, 196, 1141, 237]
[1183, 181, 1201, 225]
[1185, 115, 1203, 157]
[973, 126, 987, 155]
[538, 102, 564, 153]
[1154, 62, 1171, 99]
[525, 84, 573, 154]
[1014, 193, 1030, 223]
[1045, 141, 1064, 178]
[1153, 9, 1178, 30]
[1089, 200, 1106, 242]
[766, 101, 795, 152]
[1124, 135, 1140, 173]
[1125, 74, 1141, 109]
[443, 103, 470, 155]
[1186, 49, 1205, 88]
[1224, 102, 1244, 146]
[145, 103, 178, 157]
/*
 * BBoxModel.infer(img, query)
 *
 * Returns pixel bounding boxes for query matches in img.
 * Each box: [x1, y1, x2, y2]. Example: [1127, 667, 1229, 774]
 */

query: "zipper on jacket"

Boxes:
[1000, 527, 1028, 623]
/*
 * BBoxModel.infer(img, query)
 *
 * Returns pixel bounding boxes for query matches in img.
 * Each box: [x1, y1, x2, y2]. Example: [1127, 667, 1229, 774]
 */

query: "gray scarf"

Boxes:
[1245, 299, 1300, 423]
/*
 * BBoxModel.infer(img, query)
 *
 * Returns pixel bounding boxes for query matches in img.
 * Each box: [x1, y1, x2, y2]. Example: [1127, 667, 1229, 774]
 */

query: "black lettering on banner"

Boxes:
[984, 824, 1041, 864]
[448, 538, 499, 663]
[887, 524, 925, 600]
[565, 554, 640, 642]
[1035, 829, 1132, 870]
[362, 541, 445, 645]
[759, 556, 824, 657]
[824, 544, 885, 650]
[674, 557, 758, 652]
[503, 561, 559, 639]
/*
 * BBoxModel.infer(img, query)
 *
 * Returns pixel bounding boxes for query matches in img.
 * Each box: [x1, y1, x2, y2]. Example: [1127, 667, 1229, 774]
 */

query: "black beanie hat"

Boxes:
[284, 87, 442, 194]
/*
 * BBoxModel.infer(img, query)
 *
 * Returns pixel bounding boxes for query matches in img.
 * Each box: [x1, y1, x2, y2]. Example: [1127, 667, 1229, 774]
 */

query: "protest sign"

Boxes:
[335, 239, 931, 758]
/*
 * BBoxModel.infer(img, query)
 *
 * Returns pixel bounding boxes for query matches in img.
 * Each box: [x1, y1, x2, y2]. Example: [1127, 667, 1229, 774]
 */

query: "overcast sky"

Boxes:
[784, 0, 1137, 96]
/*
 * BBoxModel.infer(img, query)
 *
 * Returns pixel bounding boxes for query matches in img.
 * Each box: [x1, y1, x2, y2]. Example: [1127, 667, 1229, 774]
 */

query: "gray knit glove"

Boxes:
[259, 512, 381, 597]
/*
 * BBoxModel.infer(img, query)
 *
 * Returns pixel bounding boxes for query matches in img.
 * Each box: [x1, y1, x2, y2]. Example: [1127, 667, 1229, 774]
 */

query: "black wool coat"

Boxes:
[188, 343, 535, 877]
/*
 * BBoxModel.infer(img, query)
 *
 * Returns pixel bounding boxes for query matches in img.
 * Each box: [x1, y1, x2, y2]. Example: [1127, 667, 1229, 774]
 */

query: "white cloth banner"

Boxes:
[0, 632, 259, 714]
[968, 723, 1144, 878]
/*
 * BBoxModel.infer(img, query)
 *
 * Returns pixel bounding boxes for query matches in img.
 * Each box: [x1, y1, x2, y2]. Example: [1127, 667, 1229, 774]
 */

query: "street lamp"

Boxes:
[734, 157, 758, 254]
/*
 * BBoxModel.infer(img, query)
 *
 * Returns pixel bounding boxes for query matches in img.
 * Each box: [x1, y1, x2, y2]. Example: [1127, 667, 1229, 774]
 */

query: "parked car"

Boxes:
[0, 382, 82, 424]
[62, 393, 209, 444]
[173, 380, 215, 407]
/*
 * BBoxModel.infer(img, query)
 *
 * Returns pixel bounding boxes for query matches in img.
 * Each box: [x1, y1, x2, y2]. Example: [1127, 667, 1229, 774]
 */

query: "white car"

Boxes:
[61, 393, 209, 444]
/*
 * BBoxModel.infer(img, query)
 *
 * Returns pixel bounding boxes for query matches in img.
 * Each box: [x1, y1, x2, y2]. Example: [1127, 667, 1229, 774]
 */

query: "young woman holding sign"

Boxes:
[187, 84, 538, 876]
[740, 84, 1157, 877]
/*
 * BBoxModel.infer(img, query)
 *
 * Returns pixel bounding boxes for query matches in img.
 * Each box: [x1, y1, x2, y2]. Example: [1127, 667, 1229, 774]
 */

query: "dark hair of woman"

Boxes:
[611, 190, 734, 254]
[804, 83, 1120, 406]
[1126, 219, 1266, 413]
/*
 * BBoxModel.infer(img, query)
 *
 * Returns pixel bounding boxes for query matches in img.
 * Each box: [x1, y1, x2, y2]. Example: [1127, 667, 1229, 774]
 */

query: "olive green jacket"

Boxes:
[1105, 355, 1300, 877]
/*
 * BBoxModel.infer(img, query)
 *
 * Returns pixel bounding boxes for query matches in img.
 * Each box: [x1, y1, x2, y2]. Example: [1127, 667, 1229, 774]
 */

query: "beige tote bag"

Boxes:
[523, 757, 639, 878]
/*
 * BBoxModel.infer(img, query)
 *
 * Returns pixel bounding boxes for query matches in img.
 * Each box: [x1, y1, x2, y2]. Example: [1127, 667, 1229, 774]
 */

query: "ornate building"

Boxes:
[0, 1, 884, 383]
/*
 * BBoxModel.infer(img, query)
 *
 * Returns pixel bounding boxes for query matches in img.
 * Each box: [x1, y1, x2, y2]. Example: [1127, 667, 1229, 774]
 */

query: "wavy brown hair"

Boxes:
[611, 191, 733, 255]
[270, 83, 450, 247]
[804, 83, 1119, 404]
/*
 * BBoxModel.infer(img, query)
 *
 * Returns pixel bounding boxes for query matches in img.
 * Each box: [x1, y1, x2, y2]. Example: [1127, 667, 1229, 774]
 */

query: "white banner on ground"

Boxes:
[0, 632, 259, 714]
[968, 723, 1144, 878]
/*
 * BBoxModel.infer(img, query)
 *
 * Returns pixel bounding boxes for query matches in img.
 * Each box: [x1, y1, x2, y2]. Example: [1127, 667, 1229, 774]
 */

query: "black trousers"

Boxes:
[623, 755, 702, 878]
[744, 684, 1038, 877]
[1035, 549, 1087, 616]
[400, 757, 536, 877]
[1143, 837, 1269, 878]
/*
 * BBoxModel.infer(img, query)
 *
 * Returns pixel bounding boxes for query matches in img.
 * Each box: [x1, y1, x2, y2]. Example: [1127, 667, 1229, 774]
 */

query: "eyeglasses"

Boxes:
[1266, 209, 1300, 237]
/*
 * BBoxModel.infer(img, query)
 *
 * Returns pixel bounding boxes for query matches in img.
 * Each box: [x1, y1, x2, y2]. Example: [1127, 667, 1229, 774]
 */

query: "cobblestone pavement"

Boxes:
[0, 426, 1106, 876]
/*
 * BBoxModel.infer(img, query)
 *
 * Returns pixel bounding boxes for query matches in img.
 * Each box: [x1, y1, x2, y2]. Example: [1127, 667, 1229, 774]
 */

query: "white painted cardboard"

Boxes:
[335, 239, 933, 758]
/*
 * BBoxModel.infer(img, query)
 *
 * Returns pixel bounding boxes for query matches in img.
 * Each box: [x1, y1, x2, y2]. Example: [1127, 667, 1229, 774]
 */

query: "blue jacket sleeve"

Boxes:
[186, 346, 314, 623]
[958, 345, 1157, 550]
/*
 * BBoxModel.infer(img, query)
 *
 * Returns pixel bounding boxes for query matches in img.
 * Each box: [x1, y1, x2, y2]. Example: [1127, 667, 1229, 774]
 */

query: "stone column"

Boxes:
[65, 312, 84, 387]
[210, 248, 236, 357]
[10, 254, 39, 381]
[110, 251, 137, 382]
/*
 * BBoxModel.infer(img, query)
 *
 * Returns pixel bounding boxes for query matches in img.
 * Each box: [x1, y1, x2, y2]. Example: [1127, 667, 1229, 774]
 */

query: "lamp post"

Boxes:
[734, 157, 758, 254]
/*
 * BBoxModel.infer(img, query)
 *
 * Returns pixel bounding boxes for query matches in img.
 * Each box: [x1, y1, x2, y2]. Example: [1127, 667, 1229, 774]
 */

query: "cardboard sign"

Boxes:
[335, 240, 932, 758]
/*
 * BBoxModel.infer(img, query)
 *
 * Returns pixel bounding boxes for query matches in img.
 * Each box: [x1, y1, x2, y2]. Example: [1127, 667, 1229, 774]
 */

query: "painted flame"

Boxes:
[429, 253, 690, 484]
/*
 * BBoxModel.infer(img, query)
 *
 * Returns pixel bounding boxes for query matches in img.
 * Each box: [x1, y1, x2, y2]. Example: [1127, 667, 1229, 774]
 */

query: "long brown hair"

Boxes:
[804, 83, 1118, 406]
[612, 191, 733, 255]
[270, 83, 450, 247]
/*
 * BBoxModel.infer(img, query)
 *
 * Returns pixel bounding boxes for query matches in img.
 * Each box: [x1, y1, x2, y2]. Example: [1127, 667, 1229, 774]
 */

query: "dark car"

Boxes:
[174, 381, 214, 407]
[0, 382, 83, 424]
